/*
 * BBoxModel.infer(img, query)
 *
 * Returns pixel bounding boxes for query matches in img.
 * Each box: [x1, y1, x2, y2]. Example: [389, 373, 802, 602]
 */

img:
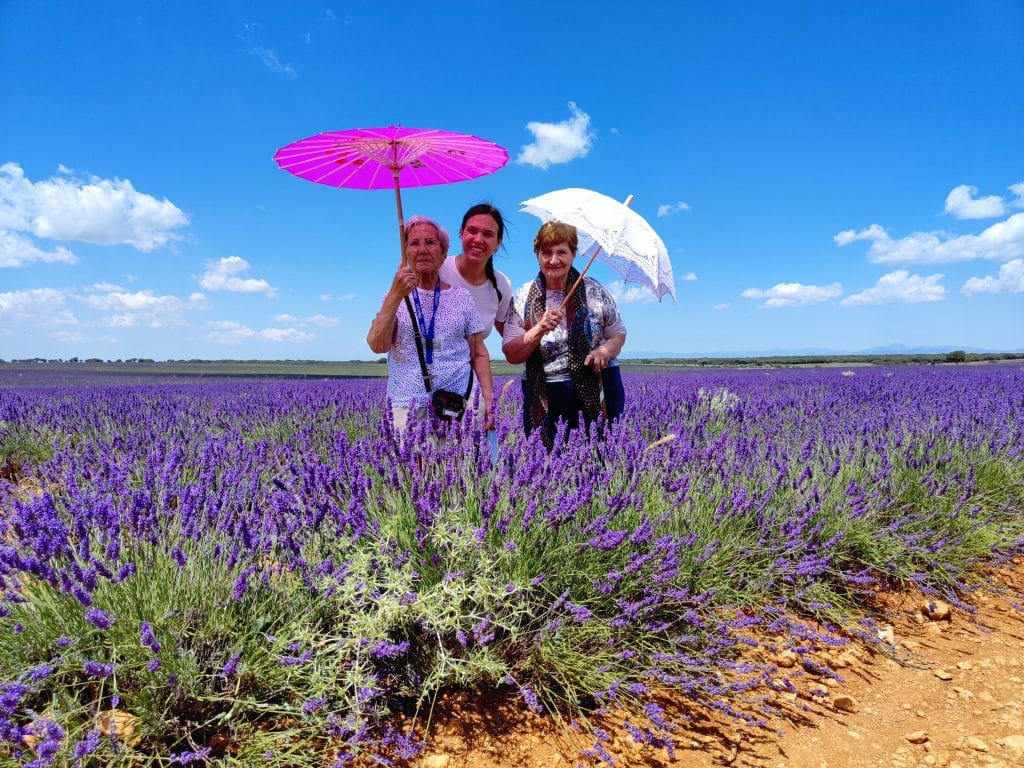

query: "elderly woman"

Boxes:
[503, 221, 627, 446]
[367, 215, 493, 431]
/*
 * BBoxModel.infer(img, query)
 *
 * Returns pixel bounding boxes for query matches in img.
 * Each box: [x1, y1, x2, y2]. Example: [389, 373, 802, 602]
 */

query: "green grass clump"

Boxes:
[0, 422, 54, 484]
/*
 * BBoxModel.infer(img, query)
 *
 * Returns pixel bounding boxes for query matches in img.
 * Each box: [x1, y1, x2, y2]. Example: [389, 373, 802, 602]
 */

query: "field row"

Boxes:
[1, 366, 1022, 766]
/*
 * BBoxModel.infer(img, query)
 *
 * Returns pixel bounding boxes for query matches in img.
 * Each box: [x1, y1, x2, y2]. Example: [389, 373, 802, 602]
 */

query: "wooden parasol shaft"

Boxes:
[392, 164, 407, 269]
[559, 194, 634, 309]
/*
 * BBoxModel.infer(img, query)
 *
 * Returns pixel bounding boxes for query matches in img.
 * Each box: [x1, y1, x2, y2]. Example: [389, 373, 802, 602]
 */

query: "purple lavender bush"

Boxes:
[0, 365, 1021, 766]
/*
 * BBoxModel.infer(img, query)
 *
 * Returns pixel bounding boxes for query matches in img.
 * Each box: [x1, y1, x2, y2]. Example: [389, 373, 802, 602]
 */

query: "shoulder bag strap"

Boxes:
[407, 295, 475, 400]
[405, 296, 433, 393]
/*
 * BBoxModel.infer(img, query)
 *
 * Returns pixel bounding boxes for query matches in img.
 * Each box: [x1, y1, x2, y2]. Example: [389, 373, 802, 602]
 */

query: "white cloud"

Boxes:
[944, 184, 1006, 219]
[683, 272, 697, 281]
[305, 313, 339, 327]
[198, 256, 277, 297]
[961, 258, 1024, 296]
[261, 327, 313, 342]
[0, 230, 77, 267]
[0, 288, 77, 326]
[52, 330, 86, 343]
[741, 281, 843, 308]
[834, 212, 1024, 265]
[77, 287, 207, 328]
[841, 270, 945, 307]
[713, 303, 730, 310]
[252, 46, 295, 75]
[0, 162, 189, 252]
[833, 223, 888, 247]
[274, 313, 338, 327]
[240, 22, 296, 76]
[516, 102, 594, 170]
[606, 280, 657, 304]
[657, 201, 691, 217]
[205, 321, 253, 343]
[1010, 182, 1024, 205]
[205, 320, 314, 344]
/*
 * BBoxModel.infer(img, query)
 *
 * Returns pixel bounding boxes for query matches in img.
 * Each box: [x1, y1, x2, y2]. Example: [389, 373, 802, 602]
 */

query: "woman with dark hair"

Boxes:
[439, 203, 513, 340]
[503, 221, 627, 448]
[367, 215, 493, 432]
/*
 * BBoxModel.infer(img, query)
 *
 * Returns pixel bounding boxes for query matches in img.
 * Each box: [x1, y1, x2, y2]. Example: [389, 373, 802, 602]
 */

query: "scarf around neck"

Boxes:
[523, 267, 602, 444]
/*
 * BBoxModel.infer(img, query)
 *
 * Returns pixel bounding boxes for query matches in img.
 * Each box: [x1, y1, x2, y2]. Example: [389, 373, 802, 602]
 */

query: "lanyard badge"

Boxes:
[411, 282, 441, 364]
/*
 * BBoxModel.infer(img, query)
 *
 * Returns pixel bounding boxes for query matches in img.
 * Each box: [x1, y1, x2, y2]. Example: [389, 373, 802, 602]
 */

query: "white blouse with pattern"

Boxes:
[504, 277, 626, 382]
[386, 286, 483, 407]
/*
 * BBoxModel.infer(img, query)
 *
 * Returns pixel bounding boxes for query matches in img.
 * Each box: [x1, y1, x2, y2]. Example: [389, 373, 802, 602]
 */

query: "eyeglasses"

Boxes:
[407, 238, 440, 249]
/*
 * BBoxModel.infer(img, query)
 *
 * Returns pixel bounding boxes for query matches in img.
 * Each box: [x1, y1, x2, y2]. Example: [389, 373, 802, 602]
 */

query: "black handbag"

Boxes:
[405, 297, 473, 423]
[430, 388, 468, 422]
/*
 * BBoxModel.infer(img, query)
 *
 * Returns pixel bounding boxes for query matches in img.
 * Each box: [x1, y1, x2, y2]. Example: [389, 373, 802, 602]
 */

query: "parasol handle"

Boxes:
[392, 168, 407, 269]
[560, 194, 634, 309]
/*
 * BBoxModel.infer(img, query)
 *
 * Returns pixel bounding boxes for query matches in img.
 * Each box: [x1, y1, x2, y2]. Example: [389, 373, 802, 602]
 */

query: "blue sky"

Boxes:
[1, 0, 1022, 361]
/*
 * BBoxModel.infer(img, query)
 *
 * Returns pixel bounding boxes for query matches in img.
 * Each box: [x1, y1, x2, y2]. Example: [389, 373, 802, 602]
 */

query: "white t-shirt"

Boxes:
[439, 256, 512, 340]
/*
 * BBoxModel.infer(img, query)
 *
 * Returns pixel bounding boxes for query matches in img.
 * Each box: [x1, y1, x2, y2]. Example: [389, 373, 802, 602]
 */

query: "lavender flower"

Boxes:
[85, 607, 114, 630]
[276, 649, 314, 666]
[519, 686, 543, 713]
[72, 729, 102, 761]
[2, 366, 1021, 765]
[170, 547, 187, 568]
[139, 621, 161, 652]
[169, 747, 211, 764]
[371, 639, 410, 659]
[301, 698, 326, 714]
[27, 664, 53, 682]
[83, 661, 114, 678]
[220, 653, 241, 678]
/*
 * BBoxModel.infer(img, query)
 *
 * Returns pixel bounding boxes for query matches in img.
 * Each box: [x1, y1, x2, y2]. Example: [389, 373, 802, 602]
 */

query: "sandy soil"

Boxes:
[399, 562, 1024, 768]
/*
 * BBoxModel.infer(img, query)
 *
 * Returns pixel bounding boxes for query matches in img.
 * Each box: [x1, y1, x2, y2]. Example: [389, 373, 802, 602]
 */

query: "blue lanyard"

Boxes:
[411, 281, 440, 363]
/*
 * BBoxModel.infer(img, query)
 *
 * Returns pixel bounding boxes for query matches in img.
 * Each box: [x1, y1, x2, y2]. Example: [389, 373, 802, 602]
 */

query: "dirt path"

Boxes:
[758, 570, 1024, 768]
[405, 563, 1024, 768]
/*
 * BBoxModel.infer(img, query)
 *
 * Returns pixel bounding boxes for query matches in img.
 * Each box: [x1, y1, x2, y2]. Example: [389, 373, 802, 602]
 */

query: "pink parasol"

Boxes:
[274, 126, 509, 264]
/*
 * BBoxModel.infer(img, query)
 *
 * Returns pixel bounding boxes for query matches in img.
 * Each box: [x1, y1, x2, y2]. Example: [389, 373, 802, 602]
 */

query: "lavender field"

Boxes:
[1, 365, 1022, 767]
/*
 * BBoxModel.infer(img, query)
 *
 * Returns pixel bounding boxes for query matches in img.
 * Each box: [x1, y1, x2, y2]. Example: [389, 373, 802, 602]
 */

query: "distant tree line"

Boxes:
[2, 352, 1022, 367]
[625, 351, 1024, 367]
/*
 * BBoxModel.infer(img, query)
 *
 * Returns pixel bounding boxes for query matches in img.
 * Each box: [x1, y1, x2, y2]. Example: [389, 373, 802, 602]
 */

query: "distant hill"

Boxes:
[625, 343, 1022, 359]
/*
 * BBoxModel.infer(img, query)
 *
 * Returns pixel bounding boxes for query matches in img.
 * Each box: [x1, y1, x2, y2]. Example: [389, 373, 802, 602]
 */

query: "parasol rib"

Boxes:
[560, 194, 634, 309]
